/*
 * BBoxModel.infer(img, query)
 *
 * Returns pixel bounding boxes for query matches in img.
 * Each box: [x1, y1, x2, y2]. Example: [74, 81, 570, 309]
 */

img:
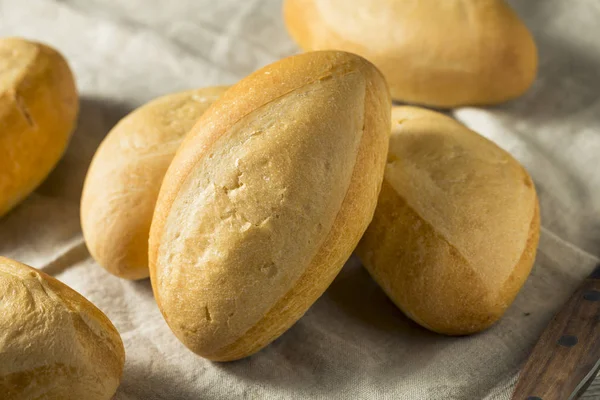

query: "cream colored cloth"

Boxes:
[1, 0, 599, 398]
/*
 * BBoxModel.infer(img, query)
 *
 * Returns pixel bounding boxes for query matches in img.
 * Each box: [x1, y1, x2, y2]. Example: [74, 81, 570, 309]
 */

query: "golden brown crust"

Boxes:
[0, 38, 79, 217]
[356, 106, 540, 335]
[284, 0, 538, 107]
[81, 87, 228, 280]
[0, 257, 125, 400]
[149, 51, 391, 360]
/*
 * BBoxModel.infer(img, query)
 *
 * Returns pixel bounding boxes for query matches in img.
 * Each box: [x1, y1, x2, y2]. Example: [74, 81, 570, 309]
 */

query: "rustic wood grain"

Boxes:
[512, 264, 600, 400]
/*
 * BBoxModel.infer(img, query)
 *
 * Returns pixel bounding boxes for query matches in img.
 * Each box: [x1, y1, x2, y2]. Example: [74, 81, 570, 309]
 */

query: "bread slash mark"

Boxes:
[14, 92, 36, 128]
[204, 306, 212, 322]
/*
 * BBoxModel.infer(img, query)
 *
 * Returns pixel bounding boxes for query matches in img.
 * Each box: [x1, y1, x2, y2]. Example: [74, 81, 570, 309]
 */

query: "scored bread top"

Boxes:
[0, 257, 124, 399]
[0, 38, 78, 217]
[149, 51, 390, 359]
[357, 106, 539, 334]
[385, 106, 537, 295]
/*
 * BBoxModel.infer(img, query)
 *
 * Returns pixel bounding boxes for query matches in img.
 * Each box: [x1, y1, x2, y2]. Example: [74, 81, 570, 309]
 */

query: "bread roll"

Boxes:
[81, 87, 228, 280]
[356, 107, 540, 335]
[284, 0, 537, 107]
[149, 51, 391, 361]
[0, 37, 78, 217]
[0, 257, 125, 399]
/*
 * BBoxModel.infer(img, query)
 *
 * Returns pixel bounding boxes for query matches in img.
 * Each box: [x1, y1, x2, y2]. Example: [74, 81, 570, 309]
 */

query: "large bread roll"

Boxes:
[0, 37, 78, 217]
[356, 107, 540, 335]
[149, 51, 391, 361]
[0, 257, 125, 399]
[81, 87, 228, 280]
[284, 0, 537, 107]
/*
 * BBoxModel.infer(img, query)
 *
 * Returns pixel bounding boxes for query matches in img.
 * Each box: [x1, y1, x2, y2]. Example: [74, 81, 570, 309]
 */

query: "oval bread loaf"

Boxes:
[0, 257, 125, 400]
[81, 87, 228, 280]
[149, 51, 391, 361]
[0, 37, 78, 217]
[356, 107, 540, 335]
[284, 0, 537, 107]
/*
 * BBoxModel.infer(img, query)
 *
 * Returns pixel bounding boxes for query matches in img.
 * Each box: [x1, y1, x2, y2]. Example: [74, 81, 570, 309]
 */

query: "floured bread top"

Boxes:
[0, 257, 124, 399]
[386, 107, 537, 289]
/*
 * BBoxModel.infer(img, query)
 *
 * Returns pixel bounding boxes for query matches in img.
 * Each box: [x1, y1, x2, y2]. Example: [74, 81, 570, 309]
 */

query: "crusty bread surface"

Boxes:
[356, 106, 540, 335]
[284, 0, 537, 107]
[0, 37, 79, 217]
[149, 51, 391, 361]
[81, 87, 228, 280]
[0, 257, 125, 400]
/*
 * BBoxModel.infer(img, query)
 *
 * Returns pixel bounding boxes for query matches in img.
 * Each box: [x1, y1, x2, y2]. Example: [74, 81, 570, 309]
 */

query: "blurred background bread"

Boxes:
[81, 87, 228, 280]
[149, 51, 391, 361]
[284, 0, 538, 107]
[356, 106, 540, 335]
[0, 37, 78, 217]
[0, 257, 125, 400]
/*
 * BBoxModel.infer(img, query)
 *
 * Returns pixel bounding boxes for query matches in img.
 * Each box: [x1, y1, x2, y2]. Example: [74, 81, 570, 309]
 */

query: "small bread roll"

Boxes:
[0, 38, 78, 217]
[149, 51, 391, 361]
[356, 107, 540, 335]
[284, 0, 537, 107]
[81, 87, 228, 280]
[0, 257, 125, 400]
